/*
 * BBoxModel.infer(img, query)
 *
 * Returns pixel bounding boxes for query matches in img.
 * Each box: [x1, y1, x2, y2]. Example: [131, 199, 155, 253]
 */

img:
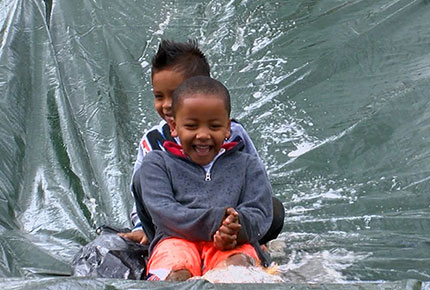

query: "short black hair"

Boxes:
[172, 76, 231, 117]
[151, 39, 210, 78]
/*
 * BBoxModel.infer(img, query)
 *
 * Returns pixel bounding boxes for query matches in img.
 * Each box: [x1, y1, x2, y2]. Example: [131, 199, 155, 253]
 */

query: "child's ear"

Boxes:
[226, 119, 231, 139]
[168, 118, 178, 137]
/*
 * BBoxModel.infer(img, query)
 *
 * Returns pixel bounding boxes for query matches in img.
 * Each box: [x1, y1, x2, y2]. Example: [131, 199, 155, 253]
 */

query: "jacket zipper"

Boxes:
[202, 148, 231, 181]
[205, 171, 211, 181]
[195, 145, 240, 181]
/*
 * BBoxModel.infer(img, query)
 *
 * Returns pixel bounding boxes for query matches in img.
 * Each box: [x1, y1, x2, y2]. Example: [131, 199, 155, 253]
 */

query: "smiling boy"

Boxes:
[131, 76, 273, 281]
[122, 40, 284, 249]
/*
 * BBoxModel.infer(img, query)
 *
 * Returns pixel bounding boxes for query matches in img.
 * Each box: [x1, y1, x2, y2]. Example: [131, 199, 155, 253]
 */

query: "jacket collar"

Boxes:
[163, 141, 239, 158]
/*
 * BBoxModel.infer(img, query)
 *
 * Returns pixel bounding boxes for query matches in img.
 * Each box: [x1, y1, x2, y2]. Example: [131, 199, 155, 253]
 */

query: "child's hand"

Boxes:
[213, 208, 241, 250]
[118, 230, 149, 245]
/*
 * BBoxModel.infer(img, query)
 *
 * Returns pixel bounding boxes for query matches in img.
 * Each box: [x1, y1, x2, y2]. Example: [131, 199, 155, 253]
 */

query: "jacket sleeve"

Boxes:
[236, 155, 274, 244]
[129, 121, 166, 230]
[137, 152, 226, 242]
[230, 121, 265, 169]
[129, 136, 146, 229]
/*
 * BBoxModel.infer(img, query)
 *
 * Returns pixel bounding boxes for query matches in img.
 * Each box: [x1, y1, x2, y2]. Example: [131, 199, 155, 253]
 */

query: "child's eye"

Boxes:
[154, 94, 163, 100]
[184, 124, 197, 129]
[210, 124, 222, 129]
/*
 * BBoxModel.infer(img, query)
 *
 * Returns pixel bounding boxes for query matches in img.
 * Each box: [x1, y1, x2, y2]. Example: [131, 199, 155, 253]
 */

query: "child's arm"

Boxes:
[213, 208, 241, 250]
[230, 121, 264, 167]
[124, 122, 169, 242]
[117, 135, 148, 243]
[234, 155, 274, 244]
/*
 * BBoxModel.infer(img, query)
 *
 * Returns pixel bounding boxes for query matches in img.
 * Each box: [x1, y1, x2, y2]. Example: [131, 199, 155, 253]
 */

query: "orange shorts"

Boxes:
[147, 237, 259, 280]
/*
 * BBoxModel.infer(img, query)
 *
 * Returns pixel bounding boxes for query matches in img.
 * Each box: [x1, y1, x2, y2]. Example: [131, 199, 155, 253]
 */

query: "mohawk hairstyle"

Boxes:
[151, 39, 210, 78]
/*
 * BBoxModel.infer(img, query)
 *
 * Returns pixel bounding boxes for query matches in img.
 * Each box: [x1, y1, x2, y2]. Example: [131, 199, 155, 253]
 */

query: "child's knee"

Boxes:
[215, 253, 256, 269]
[227, 253, 255, 266]
[165, 269, 192, 281]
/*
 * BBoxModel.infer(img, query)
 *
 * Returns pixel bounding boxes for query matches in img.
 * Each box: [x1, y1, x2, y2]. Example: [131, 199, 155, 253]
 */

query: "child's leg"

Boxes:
[147, 238, 202, 281]
[259, 196, 285, 244]
[201, 242, 259, 274]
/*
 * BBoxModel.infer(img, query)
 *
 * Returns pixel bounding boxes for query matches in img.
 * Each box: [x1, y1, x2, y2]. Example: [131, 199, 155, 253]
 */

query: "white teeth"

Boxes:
[195, 145, 210, 153]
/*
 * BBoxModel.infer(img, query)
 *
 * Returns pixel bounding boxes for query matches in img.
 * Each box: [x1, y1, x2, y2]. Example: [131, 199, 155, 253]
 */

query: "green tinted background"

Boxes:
[0, 0, 429, 287]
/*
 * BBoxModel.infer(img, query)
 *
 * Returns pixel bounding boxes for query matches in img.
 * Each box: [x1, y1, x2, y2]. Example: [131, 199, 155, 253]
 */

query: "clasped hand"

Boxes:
[213, 207, 241, 250]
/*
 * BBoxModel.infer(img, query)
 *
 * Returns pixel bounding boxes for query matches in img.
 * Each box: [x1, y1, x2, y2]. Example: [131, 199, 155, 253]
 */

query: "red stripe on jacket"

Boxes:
[163, 141, 238, 158]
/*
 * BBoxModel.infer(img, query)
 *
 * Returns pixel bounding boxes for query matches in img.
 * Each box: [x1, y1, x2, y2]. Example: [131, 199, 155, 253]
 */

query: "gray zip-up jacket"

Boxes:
[132, 141, 273, 255]
[130, 120, 264, 230]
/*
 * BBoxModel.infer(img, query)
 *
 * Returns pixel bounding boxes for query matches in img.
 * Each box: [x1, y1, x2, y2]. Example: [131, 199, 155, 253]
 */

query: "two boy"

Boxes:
[122, 40, 285, 280]
[132, 76, 273, 281]
[121, 40, 284, 248]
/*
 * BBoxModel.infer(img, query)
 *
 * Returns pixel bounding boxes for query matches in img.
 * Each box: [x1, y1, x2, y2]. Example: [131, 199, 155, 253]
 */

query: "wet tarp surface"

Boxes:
[0, 278, 423, 290]
[1, 0, 430, 288]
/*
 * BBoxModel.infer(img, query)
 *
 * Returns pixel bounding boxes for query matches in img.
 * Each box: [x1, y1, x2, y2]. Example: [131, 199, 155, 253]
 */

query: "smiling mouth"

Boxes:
[194, 144, 211, 155]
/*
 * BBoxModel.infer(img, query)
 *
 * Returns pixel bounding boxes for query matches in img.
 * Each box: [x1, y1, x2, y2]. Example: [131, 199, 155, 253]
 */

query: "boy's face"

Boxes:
[152, 69, 186, 122]
[169, 94, 231, 166]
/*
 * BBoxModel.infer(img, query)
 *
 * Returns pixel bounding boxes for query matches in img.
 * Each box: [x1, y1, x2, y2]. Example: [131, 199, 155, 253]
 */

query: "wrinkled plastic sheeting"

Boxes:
[0, 278, 423, 290]
[71, 232, 147, 280]
[0, 0, 158, 278]
[1, 0, 430, 286]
